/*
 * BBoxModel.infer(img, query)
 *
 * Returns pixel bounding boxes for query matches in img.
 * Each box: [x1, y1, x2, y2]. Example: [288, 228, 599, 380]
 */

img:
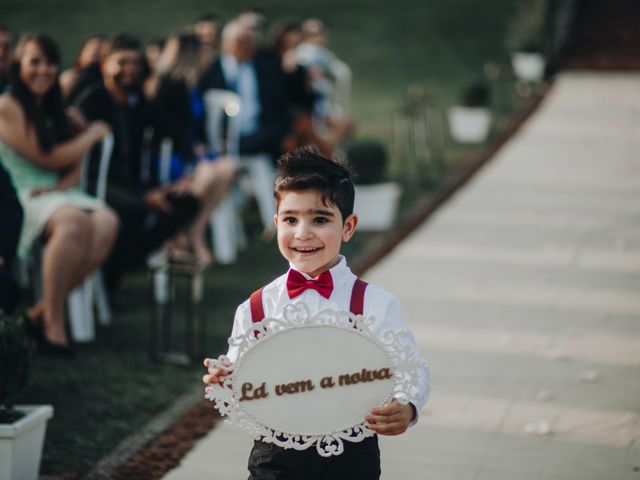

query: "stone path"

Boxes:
[163, 72, 640, 479]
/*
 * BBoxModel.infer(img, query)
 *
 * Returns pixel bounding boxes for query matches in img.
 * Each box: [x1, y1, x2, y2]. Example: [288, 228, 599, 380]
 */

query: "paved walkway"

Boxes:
[163, 72, 640, 479]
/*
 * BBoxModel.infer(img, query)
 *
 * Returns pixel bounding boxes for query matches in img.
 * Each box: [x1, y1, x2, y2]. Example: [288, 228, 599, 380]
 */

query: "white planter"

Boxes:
[447, 106, 492, 144]
[511, 52, 546, 82]
[354, 182, 402, 231]
[0, 405, 53, 480]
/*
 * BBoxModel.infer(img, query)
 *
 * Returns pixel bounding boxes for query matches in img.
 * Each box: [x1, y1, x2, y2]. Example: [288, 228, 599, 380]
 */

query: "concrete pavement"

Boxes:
[163, 72, 640, 479]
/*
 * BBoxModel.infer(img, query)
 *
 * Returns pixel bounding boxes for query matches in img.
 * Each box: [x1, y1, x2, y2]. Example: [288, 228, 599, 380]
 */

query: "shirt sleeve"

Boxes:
[225, 300, 251, 363]
[372, 290, 431, 423]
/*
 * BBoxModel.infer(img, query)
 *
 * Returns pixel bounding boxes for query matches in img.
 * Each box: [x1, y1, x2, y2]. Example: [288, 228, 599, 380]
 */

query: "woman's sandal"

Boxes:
[22, 312, 74, 358]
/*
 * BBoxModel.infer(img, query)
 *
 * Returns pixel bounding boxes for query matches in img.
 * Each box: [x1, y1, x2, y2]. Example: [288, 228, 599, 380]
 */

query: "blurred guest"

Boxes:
[199, 20, 291, 159]
[153, 32, 236, 265]
[237, 7, 267, 39]
[60, 35, 104, 103]
[194, 14, 222, 66]
[297, 18, 335, 116]
[266, 22, 336, 156]
[143, 38, 165, 100]
[0, 26, 12, 93]
[0, 163, 23, 314]
[145, 38, 165, 74]
[297, 18, 354, 144]
[268, 23, 314, 112]
[74, 34, 201, 290]
[0, 34, 117, 353]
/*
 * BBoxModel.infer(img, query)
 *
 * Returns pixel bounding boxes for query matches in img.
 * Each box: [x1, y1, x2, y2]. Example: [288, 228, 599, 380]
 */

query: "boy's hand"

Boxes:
[202, 358, 232, 391]
[365, 399, 416, 436]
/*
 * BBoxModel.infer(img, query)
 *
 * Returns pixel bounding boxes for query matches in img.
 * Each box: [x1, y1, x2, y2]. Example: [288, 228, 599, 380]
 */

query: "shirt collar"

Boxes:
[288, 255, 349, 281]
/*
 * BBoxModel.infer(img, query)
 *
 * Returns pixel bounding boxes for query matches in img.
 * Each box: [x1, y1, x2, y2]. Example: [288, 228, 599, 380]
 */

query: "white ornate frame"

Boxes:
[205, 302, 424, 456]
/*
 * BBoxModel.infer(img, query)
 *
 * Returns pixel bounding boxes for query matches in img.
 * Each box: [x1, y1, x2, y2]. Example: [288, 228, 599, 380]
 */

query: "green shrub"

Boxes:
[0, 311, 35, 423]
[505, 0, 548, 53]
[461, 81, 491, 108]
[345, 139, 389, 185]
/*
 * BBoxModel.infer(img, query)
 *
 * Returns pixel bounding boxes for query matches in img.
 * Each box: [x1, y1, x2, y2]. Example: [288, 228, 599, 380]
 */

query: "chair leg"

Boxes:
[245, 155, 276, 231]
[209, 193, 238, 265]
[68, 279, 95, 343]
[94, 271, 111, 326]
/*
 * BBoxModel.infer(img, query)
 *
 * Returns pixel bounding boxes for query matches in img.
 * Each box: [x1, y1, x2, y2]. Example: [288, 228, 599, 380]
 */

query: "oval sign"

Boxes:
[233, 325, 394, 436]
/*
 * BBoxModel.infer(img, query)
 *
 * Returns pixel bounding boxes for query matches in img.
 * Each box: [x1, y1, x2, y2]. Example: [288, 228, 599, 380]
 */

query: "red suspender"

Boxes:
[250, 288, 265, 323]
[350, 278, 368, 316]
[249, 278, 368, 327]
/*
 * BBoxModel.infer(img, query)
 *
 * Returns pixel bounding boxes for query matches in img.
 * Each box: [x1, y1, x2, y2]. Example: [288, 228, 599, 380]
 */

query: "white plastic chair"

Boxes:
[203, 89, 278, 263]
[69, 132, 115, 342]
[202, 89, 245, 265]
[157, 137, 174, 185]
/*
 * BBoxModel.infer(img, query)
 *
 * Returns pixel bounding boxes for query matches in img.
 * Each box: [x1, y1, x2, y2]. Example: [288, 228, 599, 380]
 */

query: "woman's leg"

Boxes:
[38, 205, 92, 346]
[73, 206, 119, 281]
[186, 158, 237, 264]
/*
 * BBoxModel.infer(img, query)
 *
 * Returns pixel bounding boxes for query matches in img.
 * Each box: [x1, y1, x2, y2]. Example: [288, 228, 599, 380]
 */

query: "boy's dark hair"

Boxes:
[100, 34, 141, 62]
[274, 146, 355, 221]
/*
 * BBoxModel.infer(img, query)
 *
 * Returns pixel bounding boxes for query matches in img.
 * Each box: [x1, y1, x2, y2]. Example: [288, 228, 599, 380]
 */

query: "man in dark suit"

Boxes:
[75, 34, 200, 293]
[198, 20, 292, 160]
[0, 163, 23, 313]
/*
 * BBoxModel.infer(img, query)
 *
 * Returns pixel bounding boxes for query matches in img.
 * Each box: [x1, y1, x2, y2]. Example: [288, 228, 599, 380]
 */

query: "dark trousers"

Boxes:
[248, 436, 381, 480]
[0, 163, 23, 313]
[0, 268, 19, 313]
[102, 184, 200, 292]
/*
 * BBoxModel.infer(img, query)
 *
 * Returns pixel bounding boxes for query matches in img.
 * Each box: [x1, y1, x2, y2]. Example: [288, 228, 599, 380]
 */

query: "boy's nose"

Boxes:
[294, 223, 314, 239]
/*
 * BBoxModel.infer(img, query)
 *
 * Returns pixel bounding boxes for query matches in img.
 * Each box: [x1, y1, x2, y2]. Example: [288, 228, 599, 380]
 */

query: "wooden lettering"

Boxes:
[254, 382, 269, 399]
[240, 382, 269, 401]
[275, 379, 315, 396]
[320, 376, 335, 389]
[240, 382, 254, 401]
[338, 367, 393, 388]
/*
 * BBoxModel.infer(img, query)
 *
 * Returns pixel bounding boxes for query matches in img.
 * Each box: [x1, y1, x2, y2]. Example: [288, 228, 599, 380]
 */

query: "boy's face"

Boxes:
[275, 190, 357, 278]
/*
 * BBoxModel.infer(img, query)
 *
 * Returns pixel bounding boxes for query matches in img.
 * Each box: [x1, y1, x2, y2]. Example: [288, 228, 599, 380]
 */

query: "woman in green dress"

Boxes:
[0, 34, 119, 354]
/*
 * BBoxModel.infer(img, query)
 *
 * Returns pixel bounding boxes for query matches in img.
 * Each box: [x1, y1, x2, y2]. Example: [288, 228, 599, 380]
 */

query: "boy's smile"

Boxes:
[275, 190, 357, 279]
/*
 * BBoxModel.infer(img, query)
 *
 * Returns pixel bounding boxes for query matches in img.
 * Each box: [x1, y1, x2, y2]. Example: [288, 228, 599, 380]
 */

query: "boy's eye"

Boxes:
[314, 217, 328, 225]
[283, 216, 297, 224]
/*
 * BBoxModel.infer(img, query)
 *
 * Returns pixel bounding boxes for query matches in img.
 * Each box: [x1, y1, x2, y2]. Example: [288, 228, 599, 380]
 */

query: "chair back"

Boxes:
[203, 89, 241, 157]
[158, 137, 174, 185]
[80, 132, 114, 201]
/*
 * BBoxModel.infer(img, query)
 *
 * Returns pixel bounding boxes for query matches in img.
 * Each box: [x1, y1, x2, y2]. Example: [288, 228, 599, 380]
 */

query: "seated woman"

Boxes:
[151, 32, 236, 265]
[0, 34, 118, 355]
[59, 35, 104, 104]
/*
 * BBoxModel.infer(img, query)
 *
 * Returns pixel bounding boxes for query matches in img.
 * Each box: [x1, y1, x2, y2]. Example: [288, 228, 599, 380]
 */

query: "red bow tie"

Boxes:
[286, 270, 334, 299]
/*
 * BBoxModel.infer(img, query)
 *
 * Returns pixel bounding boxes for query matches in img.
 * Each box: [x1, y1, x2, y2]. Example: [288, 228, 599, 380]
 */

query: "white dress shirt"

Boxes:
[226, 256, 431, 415]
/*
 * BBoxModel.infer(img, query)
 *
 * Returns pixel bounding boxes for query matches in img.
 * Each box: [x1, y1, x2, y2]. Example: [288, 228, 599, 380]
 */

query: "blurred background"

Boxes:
[4, 0, 639, 477]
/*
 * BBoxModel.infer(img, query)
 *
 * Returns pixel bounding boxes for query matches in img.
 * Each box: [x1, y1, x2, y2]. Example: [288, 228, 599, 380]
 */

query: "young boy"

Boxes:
[203, 146, 430, 479]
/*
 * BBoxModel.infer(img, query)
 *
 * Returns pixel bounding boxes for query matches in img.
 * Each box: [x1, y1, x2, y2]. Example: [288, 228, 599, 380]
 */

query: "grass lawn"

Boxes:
[4, 0, 533, 476]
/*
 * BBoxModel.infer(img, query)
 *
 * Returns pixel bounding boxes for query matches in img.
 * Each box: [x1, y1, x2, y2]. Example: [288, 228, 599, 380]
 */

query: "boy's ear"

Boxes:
[342, 214, 358, 242]
[273, 214, 278, 227]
